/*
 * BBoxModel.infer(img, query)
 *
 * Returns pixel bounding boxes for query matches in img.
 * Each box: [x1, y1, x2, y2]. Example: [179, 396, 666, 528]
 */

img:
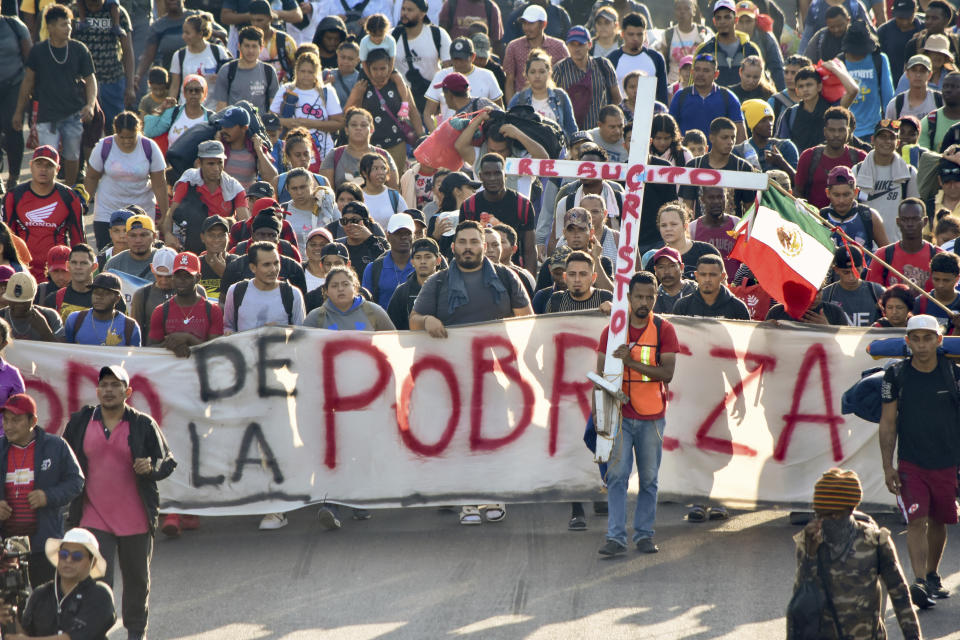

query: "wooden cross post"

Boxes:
[505, 77, 769, 461]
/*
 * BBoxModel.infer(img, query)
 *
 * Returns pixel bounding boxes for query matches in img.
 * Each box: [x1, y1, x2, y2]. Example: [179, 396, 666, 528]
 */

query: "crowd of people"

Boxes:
[0, 0, 957, 636]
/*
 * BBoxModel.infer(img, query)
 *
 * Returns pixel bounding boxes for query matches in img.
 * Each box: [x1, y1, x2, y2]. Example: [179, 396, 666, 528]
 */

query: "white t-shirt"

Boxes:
[363, 188, 408, 229]
[269, 83, 343, 159]
[665, 26, 711, 84]
[224, 281, 306, 332]
[285, 204, 319, 249]
[304, 269, 324, 293]
[394, 26, 452, 82]
[169, 43, 229, 109]
[530, 95, 557, 123]
[614, 50, 657, 90]
[285, 1, 324, 45]
[425, 66, 503, 120]
[167, 109, 208, 147]
[885, 91, 940, 120]
[88, 136, 166, 222]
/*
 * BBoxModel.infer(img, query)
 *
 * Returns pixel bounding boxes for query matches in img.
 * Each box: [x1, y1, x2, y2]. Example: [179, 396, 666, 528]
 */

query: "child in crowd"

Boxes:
[621, 70, 640, 123]
[325, 41, 361, 107]
[683, 129, 708, 157]
[359, 14, 396, 71]
[669, 56, 694, 102]
[139, 67, 170, 117]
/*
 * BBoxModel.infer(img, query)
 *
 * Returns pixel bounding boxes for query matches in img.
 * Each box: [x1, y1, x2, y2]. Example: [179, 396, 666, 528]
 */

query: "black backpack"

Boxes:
[172, 184, 209, 254]
[231, 279, 296, 329]
[166, 121, 218, 181]
[394, 24, 443, 113]
[801, 146, 861, 198]
[894, 90, 943, 118]
[4, 183, 84, 246]
[879, 242, 938, 284]
[339, 0, 372, 37]
[486, 105, 566, 160]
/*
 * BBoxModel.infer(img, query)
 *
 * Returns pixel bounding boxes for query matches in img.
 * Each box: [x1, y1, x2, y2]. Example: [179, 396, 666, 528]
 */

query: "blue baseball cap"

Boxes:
[109, 209, 133, 227]
[566, 26, 590, 44]
[221, 106, 250, 128]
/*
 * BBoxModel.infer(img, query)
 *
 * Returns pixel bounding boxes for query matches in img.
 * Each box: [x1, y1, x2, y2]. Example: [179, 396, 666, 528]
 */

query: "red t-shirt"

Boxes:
[148, 298, 224, 344]
[865, 242, 942, 291]
[689, 215, 741, 278]
[795, 146, 867, 209]
[173, 181, 246, 219]
[4, 441, 37, 535]
[598, 316, 680, 420]
[3, 185, 85, 280]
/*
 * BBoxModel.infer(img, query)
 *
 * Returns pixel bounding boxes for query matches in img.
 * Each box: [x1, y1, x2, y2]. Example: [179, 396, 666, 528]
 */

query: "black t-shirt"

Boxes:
[786, 96, 831, 153]
[460, 190, 535, 268]
[678, 154, 758, 217]
[764, 301, 850, 325]
[44, 283, 128, 323]
[22, 577, 116, 640]
[344, 235, 389, 281]
[199, 252, 240, 302]
[639, 156, 680, 252]
[544, 288, 612, 313]
[26, 39, 96, 122]
[882, 357, 960, 469]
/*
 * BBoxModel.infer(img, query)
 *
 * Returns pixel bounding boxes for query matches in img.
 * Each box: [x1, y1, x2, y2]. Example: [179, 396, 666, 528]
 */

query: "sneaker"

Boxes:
[258, 513, 288, 530]
[351, 508, 372, 520]
[926, 572, 950, 599]
[160, 514, 181, 538]
[181, 515, 200, 530]
[568, 515, 587, 531]
[317, 506, 342, 530]
[598, 540, 626, 556]
[635, 538, 659, 554]
[910, 580, 936, 609]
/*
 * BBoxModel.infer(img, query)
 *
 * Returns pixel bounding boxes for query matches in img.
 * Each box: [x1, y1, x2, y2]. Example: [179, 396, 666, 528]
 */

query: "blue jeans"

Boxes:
[37, 111, 83, 161]
[605, 417, 665, 547]
[99, 77, 127, 132]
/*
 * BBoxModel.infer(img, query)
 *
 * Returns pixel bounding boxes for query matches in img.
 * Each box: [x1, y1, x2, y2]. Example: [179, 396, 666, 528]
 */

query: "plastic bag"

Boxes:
[414, 115, 472, 172]
[816, 61, 846, 104]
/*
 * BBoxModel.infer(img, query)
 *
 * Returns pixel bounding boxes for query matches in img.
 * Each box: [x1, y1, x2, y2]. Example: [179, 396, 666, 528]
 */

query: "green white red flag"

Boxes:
[729, 189, 835, 319]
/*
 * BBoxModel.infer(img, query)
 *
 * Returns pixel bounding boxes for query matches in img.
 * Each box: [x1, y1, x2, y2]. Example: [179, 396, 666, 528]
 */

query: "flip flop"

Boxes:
[481, 503, 506, 523]
[459, 506, 482, 525]
[708, 506, 729, 520]
[687, 504, 707, 522]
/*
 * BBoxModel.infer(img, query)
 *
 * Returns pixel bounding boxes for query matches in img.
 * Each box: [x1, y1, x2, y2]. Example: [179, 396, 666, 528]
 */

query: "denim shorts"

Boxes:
[37, 111, 84, 161]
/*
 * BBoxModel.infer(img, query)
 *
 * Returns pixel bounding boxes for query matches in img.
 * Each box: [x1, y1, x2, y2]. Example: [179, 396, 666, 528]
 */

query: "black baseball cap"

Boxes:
[892, 0, 916, 18]
[246, 181, 275, 200]
[202, 215, 230, 233]
[341, 201, 369, 219]
[404, 208, 426, 226]
[939, 159, 960, 183]
[320, 242, 349, 260]
[248, 0, 271, 14]
[263, 113, 281, 131]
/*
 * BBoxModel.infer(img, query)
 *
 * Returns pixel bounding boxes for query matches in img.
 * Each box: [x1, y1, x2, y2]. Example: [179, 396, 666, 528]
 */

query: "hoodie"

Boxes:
[671, 285, 750, 320]
[303, 296, 395, 331]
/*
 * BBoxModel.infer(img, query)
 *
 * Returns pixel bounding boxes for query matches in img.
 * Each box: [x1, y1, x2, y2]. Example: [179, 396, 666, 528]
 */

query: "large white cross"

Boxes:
[505, 77, 768, 461]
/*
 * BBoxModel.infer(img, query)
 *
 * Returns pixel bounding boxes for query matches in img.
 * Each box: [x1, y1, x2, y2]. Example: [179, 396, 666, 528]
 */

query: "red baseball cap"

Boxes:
[46, 245, 71, 272]
[434, 73, 469, 93]
[652, 246, 683, 267]
[32, 145, 60, 166]
[2, 393, 37, 416]
[173, 251, 201, 275]
[252, 197, 280, 218]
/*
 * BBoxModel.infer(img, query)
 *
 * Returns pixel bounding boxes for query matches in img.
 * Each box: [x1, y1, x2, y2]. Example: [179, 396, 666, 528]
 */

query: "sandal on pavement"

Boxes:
[687, 505, 708, 522]
[481, 504, 506, 522]
[460, 506, 483, 525]
[708, 505, 729, 520]
[568, 515, 587, 531]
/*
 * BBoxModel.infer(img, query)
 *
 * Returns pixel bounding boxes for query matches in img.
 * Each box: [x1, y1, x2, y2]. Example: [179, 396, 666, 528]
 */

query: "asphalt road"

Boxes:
[97, 502, 959, 640]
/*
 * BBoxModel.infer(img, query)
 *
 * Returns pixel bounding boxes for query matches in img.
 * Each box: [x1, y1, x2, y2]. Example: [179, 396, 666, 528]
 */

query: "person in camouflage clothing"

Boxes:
[788, 468, 922, 640]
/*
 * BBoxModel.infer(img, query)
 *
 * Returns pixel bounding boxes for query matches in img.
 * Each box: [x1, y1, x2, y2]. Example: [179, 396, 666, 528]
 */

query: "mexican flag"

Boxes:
[729, 188, 835, 319]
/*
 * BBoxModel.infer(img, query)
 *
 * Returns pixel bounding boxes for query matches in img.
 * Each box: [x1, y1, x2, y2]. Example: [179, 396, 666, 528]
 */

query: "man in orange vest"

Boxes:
[595, 271, 680, 556]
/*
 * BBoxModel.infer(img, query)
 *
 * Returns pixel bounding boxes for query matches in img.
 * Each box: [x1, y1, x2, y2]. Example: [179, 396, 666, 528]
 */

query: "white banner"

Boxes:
[7, 316, 898, 515]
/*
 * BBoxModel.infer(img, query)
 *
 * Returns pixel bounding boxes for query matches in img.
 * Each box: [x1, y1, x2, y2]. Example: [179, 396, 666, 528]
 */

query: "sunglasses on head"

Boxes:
[59, 549, 88, 562]
[695, 53, 716, 62]
[877, 119, 901, 130]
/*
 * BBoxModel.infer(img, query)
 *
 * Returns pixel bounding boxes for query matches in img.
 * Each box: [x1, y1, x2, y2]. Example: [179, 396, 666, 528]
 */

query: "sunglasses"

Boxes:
[341, 216, 364, 225]
[59, 549, 89, 562]
[877, 119, 901, 130]
[695, 53, 716, 62]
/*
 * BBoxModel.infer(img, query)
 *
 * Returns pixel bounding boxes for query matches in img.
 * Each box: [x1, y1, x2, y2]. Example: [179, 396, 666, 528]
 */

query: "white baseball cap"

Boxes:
[386, 213, 416, 234]
[906, 314, 942, 335]
[714, 0, 737, 12]
[151, 246, 178, 276]
[521, 4, 548, 22]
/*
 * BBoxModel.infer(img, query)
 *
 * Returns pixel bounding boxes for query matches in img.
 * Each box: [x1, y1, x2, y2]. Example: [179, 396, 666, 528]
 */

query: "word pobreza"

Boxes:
[504, 158, 769, 191]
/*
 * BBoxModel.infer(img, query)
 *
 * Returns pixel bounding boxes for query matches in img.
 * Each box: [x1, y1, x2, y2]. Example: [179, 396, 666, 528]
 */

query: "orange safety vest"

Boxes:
[622, 316, 666, 416]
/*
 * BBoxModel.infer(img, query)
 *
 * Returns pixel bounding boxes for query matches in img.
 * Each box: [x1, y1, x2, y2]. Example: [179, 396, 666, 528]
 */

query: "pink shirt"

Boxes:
[503, 36, 569, 93]
[688, 214, 741, 278]
[80, 417, 149, 536]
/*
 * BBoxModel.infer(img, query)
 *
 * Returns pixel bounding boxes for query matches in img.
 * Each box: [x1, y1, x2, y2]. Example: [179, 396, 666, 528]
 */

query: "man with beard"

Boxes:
[788, 468, 919, 637]
[411, 220, 530, 525]
[535, 209, 613, 292]
[688, 187, 741, 277]
[387, 237, 441, 330]
[394, 0, 452, 114]
[880, 314, 960, 608]
[105, 215, 159, 282]
[672, 254, 750, 320]
[544, 251, 612, 314]
[47, 243, 129, 323]
[490, 224, 536, 295]
[795, 107, 867, 209]
[650, 247, 697, 314]
[64, 273, 141, 346]
[596, 271, 679, 556]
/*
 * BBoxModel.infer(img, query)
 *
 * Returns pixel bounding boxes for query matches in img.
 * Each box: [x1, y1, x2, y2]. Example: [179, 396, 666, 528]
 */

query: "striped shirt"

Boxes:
[552, 56, 619, 130]
[4, 441, 37, 535]
[544, 288, 612, 313]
